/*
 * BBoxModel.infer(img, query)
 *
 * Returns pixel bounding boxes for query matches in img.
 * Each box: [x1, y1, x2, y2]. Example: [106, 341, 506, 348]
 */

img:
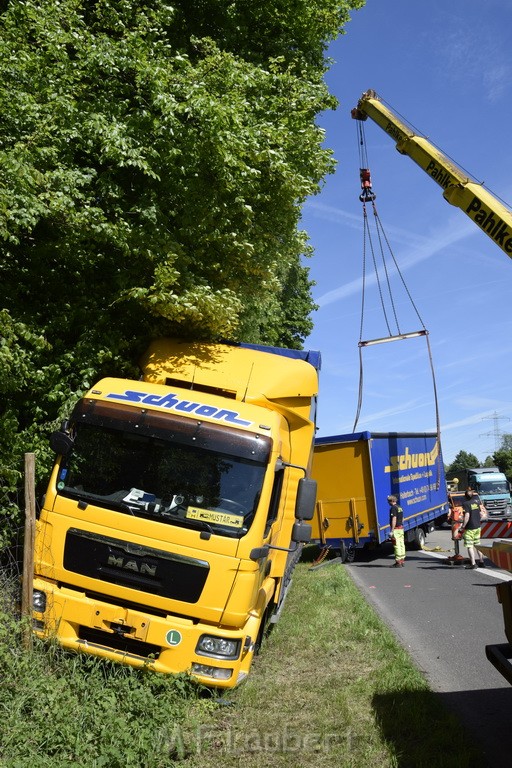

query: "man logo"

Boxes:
[107, 555, 157, 577]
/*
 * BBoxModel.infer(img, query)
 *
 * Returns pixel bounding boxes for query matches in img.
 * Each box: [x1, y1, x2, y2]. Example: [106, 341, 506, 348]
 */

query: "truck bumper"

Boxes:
[32, 578, 260, 688]
[485, 644, 512, 686]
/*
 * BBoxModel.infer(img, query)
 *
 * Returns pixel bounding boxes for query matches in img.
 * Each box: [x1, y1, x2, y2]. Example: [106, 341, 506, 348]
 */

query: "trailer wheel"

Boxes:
[413, 527, 426, 550]
[345, 544, 356, 564]
[337, 542, 356, 564]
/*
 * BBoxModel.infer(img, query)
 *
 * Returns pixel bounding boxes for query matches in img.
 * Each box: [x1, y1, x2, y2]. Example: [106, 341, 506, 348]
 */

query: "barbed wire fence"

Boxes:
[0, 458, 32, 615]
[0, 523, 24, 615]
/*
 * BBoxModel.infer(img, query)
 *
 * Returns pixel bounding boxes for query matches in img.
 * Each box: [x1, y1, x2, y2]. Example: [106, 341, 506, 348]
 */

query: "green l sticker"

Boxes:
[166, 629, 182, 646]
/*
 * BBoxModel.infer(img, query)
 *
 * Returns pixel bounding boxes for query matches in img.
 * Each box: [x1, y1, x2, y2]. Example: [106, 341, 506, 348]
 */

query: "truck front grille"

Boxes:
[485, 500, 508, 512]
[64, 528, 209, 602]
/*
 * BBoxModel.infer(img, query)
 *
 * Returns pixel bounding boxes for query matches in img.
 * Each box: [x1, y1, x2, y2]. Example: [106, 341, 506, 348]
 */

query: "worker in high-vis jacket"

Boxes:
[388, 494, 405, 567]
[460, 488, 486, 570]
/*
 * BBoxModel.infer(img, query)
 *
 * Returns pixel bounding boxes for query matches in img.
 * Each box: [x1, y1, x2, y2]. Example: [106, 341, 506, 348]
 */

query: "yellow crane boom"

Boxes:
[352, 89, 512, 259]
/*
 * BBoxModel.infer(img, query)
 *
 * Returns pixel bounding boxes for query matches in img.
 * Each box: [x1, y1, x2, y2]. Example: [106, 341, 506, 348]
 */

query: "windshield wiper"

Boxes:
[169, 514, 214, 535]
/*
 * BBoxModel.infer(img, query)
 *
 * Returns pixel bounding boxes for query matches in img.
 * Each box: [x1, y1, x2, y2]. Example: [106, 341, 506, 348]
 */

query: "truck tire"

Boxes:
[413, 527, 426, 550]
[345, 544, 356, 564]
[255, 607, 273, 655]
[337, 541, 356, 564]
[254, 618, 265, 655]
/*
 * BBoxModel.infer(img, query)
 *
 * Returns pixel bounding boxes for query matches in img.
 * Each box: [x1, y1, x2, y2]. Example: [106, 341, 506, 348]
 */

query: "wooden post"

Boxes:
[22, 452, 36, 650]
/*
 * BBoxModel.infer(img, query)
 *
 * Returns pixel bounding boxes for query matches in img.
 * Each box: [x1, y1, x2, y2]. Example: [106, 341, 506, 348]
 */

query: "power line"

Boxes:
[480, 411, 510, 453]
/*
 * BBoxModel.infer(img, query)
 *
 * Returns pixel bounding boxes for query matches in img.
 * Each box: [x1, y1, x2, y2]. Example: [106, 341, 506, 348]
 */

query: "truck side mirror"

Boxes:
[291, 521, 312, 544]
[295, 478, 317, 521]
[249, 546, 270, 561]
[49, 428, 74, 457]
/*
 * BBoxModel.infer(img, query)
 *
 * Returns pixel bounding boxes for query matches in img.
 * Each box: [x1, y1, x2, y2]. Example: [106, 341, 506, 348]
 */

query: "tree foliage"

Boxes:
[0, 0, 365, 526]
[497, 433, 512, 452]
[445, 450, 481, 475]
[492, 433, 512, 480]
[446, 441, 512, 482]
[492, 450, 512, 480]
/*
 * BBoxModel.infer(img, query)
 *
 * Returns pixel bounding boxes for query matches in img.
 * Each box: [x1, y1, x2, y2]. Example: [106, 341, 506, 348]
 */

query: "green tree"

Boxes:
[493, 435, 512, 480]
[0, 0, 365, 528]
[492, 450, 512, 479]
[498, 433, 512, 452]
[446, 450, 481, 475]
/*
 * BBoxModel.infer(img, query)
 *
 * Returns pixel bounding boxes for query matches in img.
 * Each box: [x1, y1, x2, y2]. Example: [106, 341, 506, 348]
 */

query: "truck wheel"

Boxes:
[254, 608, 272, 655]
[345, 544, 356, 564]
[337, 542, 356, 564]
[413, 527, 426, 550]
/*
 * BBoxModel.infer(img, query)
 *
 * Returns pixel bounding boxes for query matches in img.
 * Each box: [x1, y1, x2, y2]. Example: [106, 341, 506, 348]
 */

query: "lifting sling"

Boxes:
[352, 120, 442, 467]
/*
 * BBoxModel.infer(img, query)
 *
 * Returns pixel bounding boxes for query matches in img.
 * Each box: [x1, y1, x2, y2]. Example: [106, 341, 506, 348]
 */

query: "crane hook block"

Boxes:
[351, 106, 367, 121]
[359, 168, 376, 202]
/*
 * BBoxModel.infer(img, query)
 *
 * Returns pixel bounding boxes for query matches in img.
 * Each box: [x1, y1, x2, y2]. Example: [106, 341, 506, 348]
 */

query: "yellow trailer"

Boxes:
[311, 432, 449, 562]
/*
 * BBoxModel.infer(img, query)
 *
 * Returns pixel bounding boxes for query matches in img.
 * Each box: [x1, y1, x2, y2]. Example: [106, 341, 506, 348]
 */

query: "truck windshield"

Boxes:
[56, 415, 270, 538]
[476, 480, 509, 495]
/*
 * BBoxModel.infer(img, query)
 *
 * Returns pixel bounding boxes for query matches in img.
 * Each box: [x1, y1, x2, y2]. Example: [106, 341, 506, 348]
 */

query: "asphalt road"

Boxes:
[344, 526, 512, 768]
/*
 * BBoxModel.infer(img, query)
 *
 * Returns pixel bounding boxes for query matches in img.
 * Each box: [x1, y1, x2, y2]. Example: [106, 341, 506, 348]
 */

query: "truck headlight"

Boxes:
[32, 590, 47, 613]
[195, 635, 240, 659]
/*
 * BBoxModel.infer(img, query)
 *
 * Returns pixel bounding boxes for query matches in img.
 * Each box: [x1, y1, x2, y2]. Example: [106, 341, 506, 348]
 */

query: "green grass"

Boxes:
[0, 562, 485, 767]
[0, 600, 200, 767]
[179, 562, 484, 768]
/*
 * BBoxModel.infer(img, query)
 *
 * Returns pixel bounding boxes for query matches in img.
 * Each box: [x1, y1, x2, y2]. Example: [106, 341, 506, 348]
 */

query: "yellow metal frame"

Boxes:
[353, 89, 512, 260]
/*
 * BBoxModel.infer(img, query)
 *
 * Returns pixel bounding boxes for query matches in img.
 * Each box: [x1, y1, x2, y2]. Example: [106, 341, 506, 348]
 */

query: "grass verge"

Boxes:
[0, 563, 485, 767]
[180, 561, 484, 768]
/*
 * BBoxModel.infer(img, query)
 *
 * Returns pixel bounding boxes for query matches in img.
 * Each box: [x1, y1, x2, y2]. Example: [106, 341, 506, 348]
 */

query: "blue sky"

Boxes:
[302, 0, 512, 465]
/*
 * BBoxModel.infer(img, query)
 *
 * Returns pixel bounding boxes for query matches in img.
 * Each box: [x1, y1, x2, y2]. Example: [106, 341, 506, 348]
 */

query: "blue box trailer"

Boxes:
[310, 431, 449, 561]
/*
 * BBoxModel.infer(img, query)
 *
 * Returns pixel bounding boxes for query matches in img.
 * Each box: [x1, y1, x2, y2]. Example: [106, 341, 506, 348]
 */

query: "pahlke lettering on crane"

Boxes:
[384, 120, 403, 143]
[106, 389, 253, 427]
[424, 160, 453, 189]
[466, 197, 512, 254]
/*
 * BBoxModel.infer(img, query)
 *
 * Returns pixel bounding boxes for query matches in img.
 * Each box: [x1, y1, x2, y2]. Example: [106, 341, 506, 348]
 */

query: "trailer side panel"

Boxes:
[312, 432, 449, 553]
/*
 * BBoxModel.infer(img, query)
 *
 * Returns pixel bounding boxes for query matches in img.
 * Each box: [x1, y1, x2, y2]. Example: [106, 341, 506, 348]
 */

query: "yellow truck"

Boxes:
[32, 338, 319, 687]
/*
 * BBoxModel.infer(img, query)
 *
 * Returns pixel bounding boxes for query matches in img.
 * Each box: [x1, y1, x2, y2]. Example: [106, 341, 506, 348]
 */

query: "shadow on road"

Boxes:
[372, 686, 512, 768]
